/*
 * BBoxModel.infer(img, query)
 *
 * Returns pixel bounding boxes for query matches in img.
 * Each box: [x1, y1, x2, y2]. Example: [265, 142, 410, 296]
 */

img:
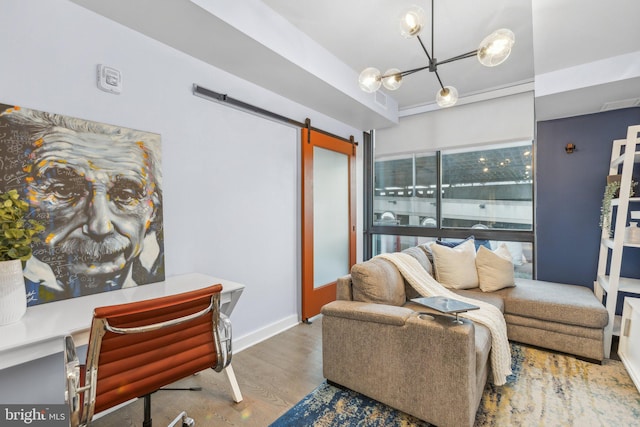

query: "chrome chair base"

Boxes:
[169, 411, 195, 427]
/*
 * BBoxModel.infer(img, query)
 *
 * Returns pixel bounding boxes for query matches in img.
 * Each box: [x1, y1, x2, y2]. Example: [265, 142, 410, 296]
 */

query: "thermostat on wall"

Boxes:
[97, 64, 122, 94]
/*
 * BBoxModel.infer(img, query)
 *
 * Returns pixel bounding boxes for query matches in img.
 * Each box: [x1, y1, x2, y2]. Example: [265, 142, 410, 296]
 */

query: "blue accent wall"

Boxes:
[536, 108, 640, 312]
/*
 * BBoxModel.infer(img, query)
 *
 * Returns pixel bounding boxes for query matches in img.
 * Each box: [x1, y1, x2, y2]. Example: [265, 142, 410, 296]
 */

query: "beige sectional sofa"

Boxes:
[321, 245, 608, 427]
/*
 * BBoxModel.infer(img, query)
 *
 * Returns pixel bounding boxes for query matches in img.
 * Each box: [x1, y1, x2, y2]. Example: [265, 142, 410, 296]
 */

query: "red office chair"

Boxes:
[64, 284, 233, 427]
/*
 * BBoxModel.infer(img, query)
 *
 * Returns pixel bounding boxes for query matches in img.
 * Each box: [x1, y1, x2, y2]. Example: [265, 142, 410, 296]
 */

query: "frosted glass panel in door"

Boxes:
[313, 146, 349, 287]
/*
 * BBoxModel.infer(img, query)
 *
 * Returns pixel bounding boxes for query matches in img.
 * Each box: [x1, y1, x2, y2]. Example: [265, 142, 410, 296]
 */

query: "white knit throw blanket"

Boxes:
[378, 252, 512, 386]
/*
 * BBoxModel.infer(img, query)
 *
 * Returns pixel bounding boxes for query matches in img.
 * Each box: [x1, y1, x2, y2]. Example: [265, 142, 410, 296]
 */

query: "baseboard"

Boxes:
[233, 314, 300, 353]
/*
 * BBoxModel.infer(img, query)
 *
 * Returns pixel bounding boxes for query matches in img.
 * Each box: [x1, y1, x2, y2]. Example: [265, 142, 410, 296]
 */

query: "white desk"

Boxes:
[0, 273, 245, 402]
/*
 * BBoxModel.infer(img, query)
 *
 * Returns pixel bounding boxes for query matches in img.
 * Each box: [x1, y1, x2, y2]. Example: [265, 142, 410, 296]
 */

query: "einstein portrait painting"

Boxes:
[0, 103, 164, 306]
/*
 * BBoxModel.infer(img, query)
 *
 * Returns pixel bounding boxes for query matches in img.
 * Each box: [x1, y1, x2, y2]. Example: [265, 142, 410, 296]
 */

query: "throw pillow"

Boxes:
[430, 239, 479, 289]
[474, 238, 492, 250]
[402, 246, 433, 276]
[435, 235, 474, 248]
[402, 246, 434, 299]
[492, 241, 525, 266]
[418, 242, 437, 278]
[476, 244, 516, 292]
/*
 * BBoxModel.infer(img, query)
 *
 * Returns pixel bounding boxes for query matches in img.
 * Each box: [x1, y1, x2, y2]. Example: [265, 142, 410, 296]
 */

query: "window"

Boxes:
[372, 235, 436, 254]
[366, 138, 534, 279]
[441, 142, 533, 230]
[374, 153, 437, 227]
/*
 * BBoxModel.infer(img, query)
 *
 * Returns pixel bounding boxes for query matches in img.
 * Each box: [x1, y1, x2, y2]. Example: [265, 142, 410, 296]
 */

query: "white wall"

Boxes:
[0, 0, 361, 403]
[375, 92, 535, 155]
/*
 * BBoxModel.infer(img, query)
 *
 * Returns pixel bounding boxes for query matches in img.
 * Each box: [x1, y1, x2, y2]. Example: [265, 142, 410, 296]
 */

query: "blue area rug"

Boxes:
[270, 381, 430, 427]
[270, 344, 640, 426]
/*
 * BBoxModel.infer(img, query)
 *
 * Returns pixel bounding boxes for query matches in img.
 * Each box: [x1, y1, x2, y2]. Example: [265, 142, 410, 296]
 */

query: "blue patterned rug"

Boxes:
[270, 344, 640, 427]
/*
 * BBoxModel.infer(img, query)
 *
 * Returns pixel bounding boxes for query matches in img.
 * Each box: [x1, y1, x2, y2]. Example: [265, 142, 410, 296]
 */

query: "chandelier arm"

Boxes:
[396, 65, 431, 78]
[433, 70, 445, 91]
[436, 50, 478, 66]
[416, 35, 435, 65]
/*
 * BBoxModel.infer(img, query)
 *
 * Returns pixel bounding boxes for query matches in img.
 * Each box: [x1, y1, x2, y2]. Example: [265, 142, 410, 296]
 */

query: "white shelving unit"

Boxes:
[594, 124, 640, 358]
[619, 297, 640, 392]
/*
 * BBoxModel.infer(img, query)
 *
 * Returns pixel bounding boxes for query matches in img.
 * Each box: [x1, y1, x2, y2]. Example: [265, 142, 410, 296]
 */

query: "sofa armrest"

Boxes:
[321, 300, 414, 326]
[322, 300, 478, 427]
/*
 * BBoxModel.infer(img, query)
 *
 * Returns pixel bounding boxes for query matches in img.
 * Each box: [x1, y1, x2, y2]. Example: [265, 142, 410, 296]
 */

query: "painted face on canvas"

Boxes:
[25, 129, 156, 277]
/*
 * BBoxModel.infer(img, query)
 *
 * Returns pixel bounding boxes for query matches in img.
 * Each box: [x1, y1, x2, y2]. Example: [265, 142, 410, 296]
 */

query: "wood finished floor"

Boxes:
[89, 319, 324, 427]
[84, 319, 621, 427]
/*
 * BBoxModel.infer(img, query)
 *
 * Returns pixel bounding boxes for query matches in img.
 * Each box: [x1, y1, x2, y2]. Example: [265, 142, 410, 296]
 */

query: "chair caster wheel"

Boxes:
[169, 411, 195, 427]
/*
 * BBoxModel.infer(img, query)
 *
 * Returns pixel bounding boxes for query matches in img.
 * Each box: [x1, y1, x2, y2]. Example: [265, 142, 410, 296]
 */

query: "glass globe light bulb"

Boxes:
[358, 67, 382, 93]
[399, 6, 425, 38]
[382, 69, 403, 90]
[477, 29, 515, 67]
[436, 86, 458, 108]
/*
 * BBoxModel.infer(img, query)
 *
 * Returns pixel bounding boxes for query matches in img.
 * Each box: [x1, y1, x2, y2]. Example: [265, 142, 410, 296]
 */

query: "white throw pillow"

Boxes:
[490, 241, 525, 266]
[431, 239, 479, 289]
[476, 244, 516, 292]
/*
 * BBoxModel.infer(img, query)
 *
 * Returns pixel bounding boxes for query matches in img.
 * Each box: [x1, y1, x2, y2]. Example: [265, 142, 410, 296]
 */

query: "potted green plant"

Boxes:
[600, 181, 620, 238]
[0, 189, 44, 325]
[600, 180, 637, 238]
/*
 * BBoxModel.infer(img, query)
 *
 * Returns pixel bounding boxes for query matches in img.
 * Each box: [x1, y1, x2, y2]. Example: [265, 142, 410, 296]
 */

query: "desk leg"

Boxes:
[224, 365, 243, 403]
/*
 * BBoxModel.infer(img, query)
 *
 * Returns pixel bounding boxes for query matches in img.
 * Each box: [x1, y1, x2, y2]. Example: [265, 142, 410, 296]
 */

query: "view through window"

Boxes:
[369, 141, 534, 278]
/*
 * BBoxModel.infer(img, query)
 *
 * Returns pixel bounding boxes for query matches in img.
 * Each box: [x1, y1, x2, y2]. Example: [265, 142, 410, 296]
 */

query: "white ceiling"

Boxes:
[261, 0, 535, 110]
[532, 0, 640, 74]
[70, 0, 640, 129]
[532, 0, 640, 121]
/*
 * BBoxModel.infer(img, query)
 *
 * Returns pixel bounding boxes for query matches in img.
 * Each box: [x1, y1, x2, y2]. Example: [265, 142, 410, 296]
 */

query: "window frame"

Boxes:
[363, 130, 535, 270]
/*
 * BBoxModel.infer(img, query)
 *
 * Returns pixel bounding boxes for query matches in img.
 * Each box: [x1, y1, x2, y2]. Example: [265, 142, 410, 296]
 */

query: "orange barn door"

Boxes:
[301, 128, 356, 322]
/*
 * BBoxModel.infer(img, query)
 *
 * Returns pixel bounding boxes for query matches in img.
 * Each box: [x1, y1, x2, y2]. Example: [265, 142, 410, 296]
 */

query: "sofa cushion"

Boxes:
[453, 288, 505, 313]
[475, 244, 515, 292]
[418, 243, 437, 277]
[431, 239, 479, 290]
[336, 275, 354, 301]
[491, 278, 608, 328]
[351, 257, 406, 306]
[504, 313, 604, 339]
[402, 246, 433, 276]
[402, 246, 434, 300]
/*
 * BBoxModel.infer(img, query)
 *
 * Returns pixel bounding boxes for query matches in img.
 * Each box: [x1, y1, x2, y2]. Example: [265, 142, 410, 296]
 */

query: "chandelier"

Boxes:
[358, 0, 515, 108]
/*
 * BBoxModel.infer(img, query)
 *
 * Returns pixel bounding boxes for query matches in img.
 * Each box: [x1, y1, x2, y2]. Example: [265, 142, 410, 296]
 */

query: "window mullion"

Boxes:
[436, 151, 442, 230]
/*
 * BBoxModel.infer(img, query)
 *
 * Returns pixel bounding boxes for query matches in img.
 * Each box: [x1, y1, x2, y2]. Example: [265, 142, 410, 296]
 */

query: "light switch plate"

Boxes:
[97, 64, 122, 94]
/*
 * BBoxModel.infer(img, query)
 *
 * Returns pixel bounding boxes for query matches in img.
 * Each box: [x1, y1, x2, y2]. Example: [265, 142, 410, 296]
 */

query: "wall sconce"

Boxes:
[565, 143, 576, 154]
